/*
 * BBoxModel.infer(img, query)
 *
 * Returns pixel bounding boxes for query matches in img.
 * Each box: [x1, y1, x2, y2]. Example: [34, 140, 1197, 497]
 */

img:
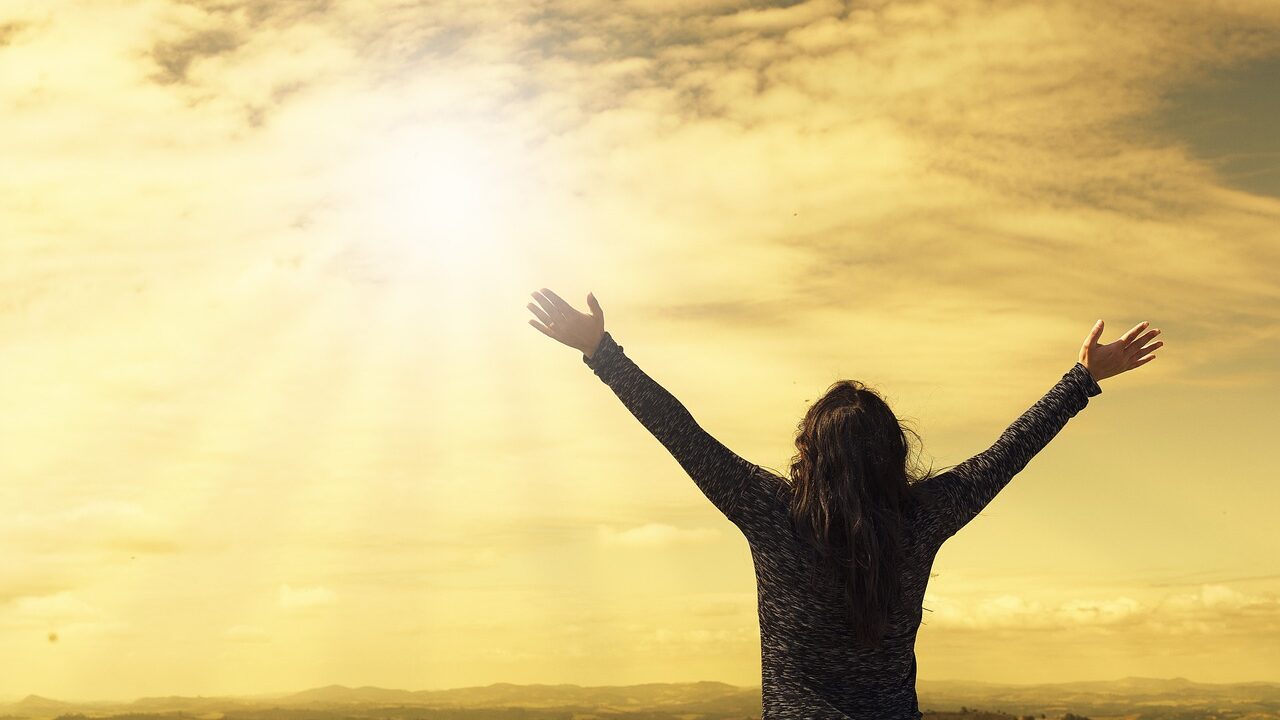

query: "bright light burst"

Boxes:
[335, 118, 536, 280]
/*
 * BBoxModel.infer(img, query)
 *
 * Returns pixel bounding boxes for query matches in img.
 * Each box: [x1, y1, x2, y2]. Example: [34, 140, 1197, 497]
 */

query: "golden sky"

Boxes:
[2, 0, 1279, 702]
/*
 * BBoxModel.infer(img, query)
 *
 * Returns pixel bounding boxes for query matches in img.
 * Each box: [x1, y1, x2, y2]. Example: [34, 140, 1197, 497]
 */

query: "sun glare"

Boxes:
[339, 119, 533, 279]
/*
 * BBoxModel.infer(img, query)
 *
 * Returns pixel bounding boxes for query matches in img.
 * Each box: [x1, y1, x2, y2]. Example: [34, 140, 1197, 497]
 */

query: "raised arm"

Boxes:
[920, 318, 1163, 543]
[922, 362, 1101, 541]
[525, 288, 779, 533]
[580, 330, 778, 532]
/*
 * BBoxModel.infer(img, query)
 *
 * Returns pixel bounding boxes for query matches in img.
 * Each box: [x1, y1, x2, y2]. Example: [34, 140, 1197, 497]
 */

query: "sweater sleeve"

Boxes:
[922, 362, 1102, 542]
[582, 331, 776, 533]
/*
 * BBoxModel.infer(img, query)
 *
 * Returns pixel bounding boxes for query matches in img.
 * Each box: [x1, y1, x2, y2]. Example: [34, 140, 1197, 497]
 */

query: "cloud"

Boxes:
[923, 583, 1280, 635]
[685, 592, 757, 618]
[0, 21, 29, 47]
[0, 591, 129, 639]
[3, 591, 104, 625]
[595, 522, 721, 548]
[224, 624, 271, 643]
[1149, 583, 1280, 635]
[149, 27, 244, 84]
[1, 500, 180, 557]
[277, 584, 338, 610]
[5, 0, 1277, 362]
[643, 625, 758, 654]
[0, 581, 72, 606]
[712, 0, 843, 33]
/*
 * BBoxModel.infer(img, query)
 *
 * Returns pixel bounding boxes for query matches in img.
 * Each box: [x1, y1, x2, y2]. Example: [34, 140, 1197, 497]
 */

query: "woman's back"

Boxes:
[737, 473, 945, 719]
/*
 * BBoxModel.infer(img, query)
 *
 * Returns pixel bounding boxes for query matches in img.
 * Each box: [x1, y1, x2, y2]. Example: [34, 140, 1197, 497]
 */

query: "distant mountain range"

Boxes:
[3, 677, 1279, 720]
[0, 681, 757, 716]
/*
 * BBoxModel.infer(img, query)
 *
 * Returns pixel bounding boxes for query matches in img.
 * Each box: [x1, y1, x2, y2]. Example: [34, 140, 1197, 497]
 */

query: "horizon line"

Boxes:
[7, 674, 1280, 705]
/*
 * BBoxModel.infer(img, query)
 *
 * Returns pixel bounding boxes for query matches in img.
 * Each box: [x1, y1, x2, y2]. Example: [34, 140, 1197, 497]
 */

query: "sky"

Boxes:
[2, 0, 1279, 702]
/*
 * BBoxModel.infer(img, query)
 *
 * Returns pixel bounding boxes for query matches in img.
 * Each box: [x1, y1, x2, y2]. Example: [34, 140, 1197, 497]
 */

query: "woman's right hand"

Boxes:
[1079, 319, 1163, 382]
[527, 288, 606, 358]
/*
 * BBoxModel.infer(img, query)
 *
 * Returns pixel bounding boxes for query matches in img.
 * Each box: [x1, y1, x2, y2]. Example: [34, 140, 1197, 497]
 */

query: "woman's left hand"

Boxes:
[527, 288, 606, 358]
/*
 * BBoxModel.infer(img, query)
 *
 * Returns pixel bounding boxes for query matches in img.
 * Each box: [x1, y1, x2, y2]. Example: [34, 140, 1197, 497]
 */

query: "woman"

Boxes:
[526, 288, 1162, 720]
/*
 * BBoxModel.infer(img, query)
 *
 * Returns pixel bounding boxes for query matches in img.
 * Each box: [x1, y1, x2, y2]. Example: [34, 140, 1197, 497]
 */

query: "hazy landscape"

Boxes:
[4, 2, 1279, 718]
[4, 677, 1279, 720]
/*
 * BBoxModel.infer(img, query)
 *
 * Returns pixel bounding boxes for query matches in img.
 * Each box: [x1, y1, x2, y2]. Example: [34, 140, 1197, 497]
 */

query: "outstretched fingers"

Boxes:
[527, 301, 553, 327]
[528, 317, 556, 338]
[1119, 321, 1150, 346]
[1130, 327, 1161, 350]
[539, 287, 577, 317]
[1131, 334, 1163, 361]
[532, 290, 567, 325]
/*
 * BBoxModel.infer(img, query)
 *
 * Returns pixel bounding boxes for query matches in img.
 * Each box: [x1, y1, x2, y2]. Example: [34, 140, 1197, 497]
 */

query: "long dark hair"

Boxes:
[786, 378, 938, 649]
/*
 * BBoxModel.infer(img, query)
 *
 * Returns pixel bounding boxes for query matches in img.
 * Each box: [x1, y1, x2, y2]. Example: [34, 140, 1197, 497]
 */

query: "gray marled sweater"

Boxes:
[582, 330, 1102, 720]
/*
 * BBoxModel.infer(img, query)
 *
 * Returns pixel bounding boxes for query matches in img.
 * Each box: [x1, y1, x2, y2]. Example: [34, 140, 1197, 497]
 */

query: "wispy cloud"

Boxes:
[278, 584, 337, 610]
[1, 500, 180, 558]
[0, 590, 130, 639]
[596, 522, 721, 548]
[925, 583, 1280, 635]
[224, 624, 271, 643]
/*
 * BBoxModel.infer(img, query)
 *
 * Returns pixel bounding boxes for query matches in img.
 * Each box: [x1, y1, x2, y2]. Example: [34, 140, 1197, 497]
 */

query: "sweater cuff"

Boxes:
[1069, 361, 1103, 397]
[582, 331, 622, 373]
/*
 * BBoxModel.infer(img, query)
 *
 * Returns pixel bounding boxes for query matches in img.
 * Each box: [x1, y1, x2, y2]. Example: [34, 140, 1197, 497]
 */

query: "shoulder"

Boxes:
[908, 471, 954, 507]
[752, 465, 794, 508]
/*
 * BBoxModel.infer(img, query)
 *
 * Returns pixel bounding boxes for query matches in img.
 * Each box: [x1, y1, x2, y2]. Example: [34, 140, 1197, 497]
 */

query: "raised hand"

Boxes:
[527, 287, 606, 358]
[1079, 319, 1163, 382]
